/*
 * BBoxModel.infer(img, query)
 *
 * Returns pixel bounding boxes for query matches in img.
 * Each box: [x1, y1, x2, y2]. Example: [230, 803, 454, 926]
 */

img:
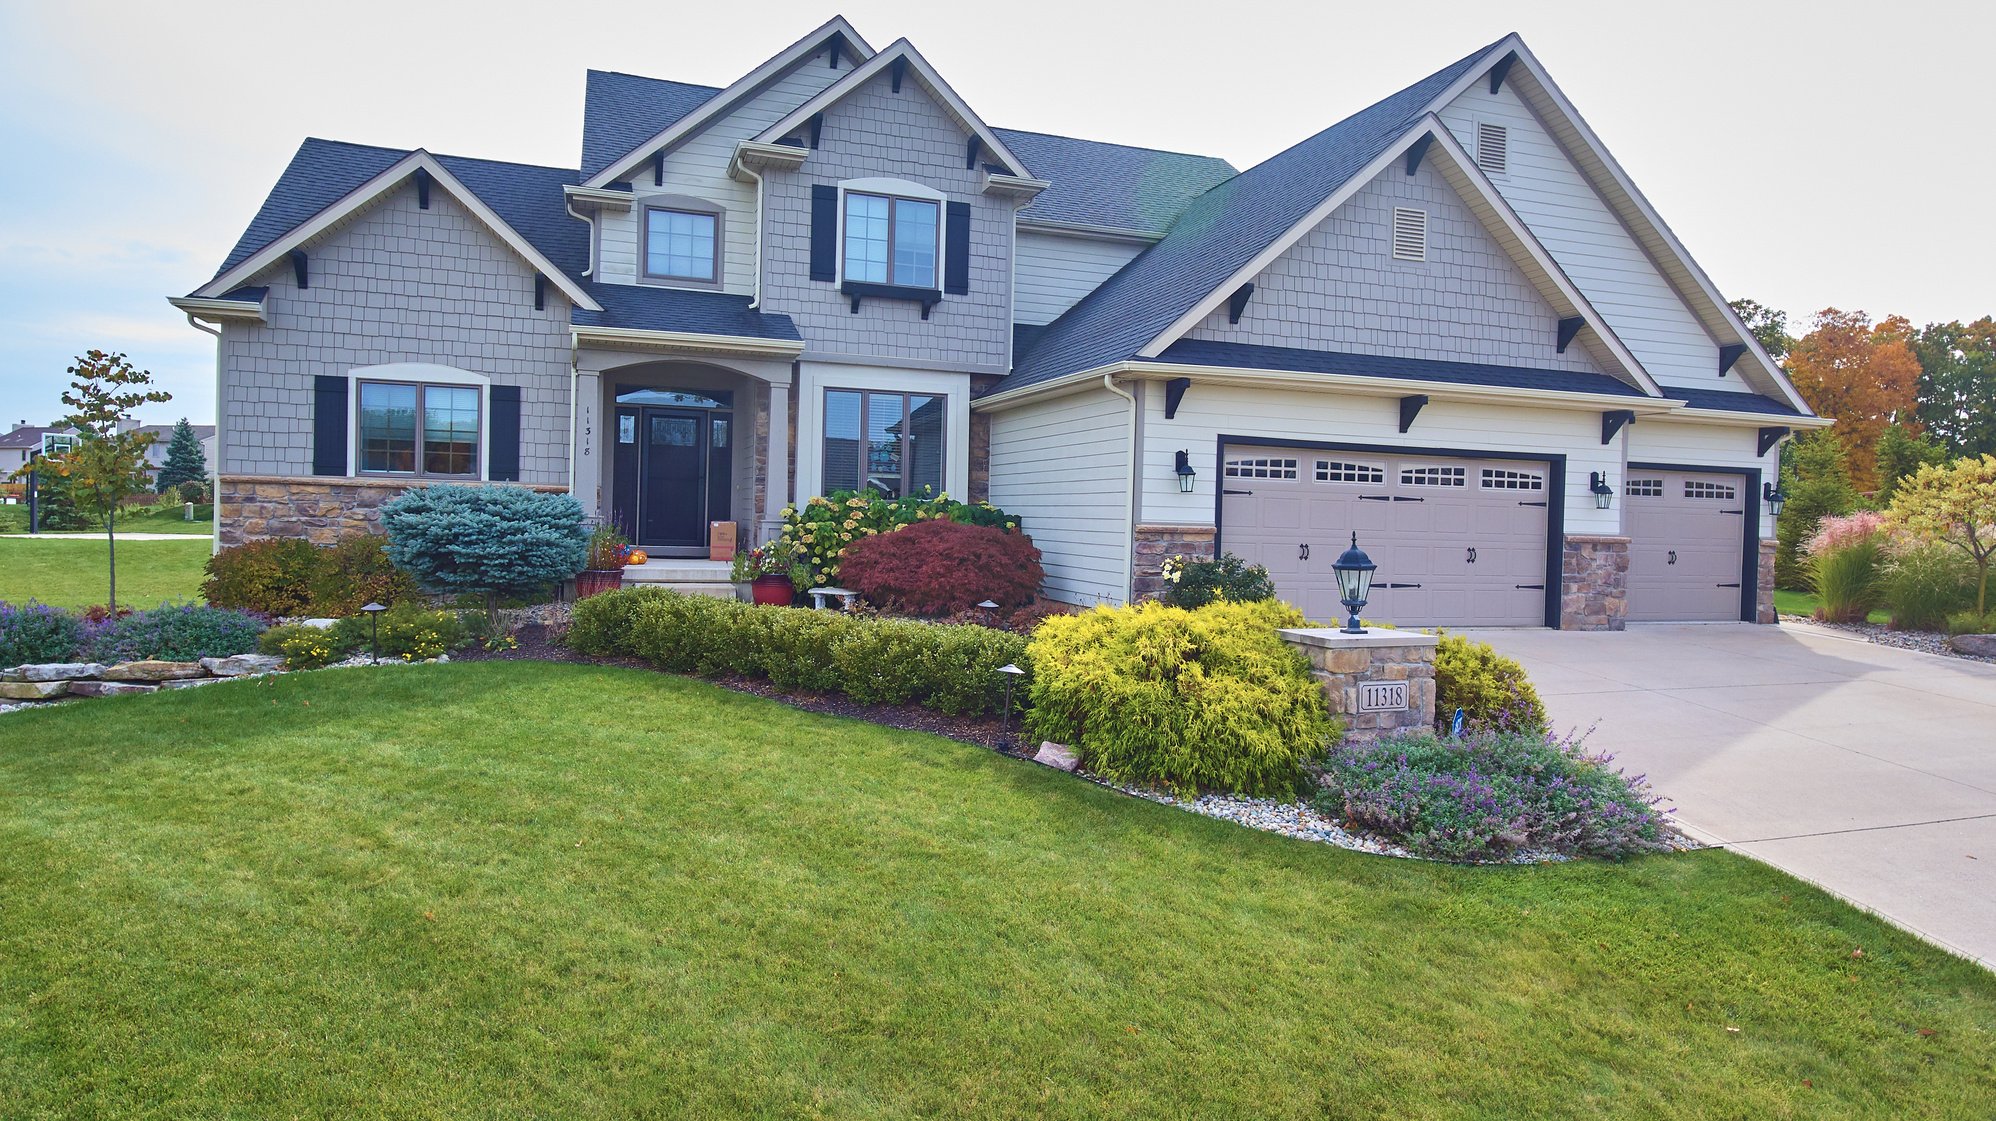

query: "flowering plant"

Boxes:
[1160, 556, 1187, 585]
[779, 490, 1021, 588]
[1803, 510, 1890, 557]
[730, 538, 808, 585]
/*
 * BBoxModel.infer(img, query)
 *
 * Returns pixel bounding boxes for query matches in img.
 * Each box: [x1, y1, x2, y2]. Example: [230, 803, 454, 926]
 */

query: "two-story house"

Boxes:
[171, 17, 1826, 629]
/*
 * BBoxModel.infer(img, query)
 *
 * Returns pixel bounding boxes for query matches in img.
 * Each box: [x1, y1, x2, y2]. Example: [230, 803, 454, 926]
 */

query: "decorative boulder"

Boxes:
[0, 680, 69, 700]
[1, 663, 107, 683]
[100, 660, 207, 682]
[68, 681, 159, 697]
[1951, 634, 1996, 658]
[160, 679, 221, 690]
[1034, 741, 1080, 772]
[200, 654, 284, 677]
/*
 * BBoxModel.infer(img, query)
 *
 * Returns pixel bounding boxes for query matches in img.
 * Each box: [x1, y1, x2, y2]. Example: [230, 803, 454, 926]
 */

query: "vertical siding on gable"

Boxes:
[597, 46, 847, 294]
[761, 71, 1014, 373]
[1013, 231, 1146, 325]
[1185, 161, 1606, 375]
[218, 183, 572, 483]
[985, 388, 1130, 605]
[1439, 84, 1718, 387]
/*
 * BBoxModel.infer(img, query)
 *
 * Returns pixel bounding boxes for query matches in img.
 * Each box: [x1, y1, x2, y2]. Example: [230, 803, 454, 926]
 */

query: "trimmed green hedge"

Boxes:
[568, 587, 1027, 717]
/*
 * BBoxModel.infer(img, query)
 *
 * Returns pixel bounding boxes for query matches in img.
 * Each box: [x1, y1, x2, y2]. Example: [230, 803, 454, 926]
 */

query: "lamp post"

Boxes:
[1331, 532, 1377, 635]
[1763, 480, 1787, 517]
[1590, 471, 1615, 510]
[1174, 450, 1195, 494]
[361, 602, 388, 664]
[996, 663, 1026, 736]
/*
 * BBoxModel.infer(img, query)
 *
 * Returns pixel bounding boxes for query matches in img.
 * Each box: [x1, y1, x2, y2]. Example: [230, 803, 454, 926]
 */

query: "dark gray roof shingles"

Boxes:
[580, 70, 722, 182]
[1669, 386, 1803, 417]
[1155, 339, 1646, 397]
[992, 128, 1235, 236]
[573, 282, 800, 341]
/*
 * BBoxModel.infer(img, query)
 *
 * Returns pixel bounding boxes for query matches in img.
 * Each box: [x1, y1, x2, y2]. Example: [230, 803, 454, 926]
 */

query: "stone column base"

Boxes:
[1279, 627, 1438, 738]
[1757, 538, 1778, 624]
[1132, 524, 1217, 602]
[1560, 534, 1629, 631]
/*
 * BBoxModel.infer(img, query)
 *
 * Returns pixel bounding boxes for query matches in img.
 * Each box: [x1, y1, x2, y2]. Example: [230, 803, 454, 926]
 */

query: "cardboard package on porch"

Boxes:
[709, 521, 737, 563]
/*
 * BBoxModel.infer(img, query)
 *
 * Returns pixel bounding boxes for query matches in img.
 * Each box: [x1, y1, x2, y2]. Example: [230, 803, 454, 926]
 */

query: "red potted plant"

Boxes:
[731, 539, 805, 606]
[575, 526, 629, 600]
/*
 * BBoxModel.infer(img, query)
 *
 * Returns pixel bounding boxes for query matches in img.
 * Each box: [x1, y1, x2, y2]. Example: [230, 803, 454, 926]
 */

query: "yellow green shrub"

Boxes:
[1433, 632, 1547, 734]
[1024, 599, 1334, 797]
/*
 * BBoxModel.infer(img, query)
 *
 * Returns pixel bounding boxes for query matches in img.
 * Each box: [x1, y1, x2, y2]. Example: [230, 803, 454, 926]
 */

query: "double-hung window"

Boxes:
[643, 206, 719, 284]
[821, 389, 944, 499]
[843, 192, 939, 290]
[357, 381, 480, 478]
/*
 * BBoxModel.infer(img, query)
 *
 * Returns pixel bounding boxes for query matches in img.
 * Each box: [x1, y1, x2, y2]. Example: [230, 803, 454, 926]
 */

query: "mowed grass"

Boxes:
[0, 537, 210, 609]
[0, 503, 215, 535]
[1774, 588, 1893, 625]
[2, 662, 1992, 1119]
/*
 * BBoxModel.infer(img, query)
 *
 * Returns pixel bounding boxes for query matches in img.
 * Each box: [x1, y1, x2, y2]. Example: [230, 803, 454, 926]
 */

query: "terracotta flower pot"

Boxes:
[575, 568, 625, 600]
[751, 574, 795, 606]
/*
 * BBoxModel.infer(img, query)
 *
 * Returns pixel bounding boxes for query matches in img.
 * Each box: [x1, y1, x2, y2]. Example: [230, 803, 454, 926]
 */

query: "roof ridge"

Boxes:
[992, 125, 1234, 166]
[297, 137, 580, 178]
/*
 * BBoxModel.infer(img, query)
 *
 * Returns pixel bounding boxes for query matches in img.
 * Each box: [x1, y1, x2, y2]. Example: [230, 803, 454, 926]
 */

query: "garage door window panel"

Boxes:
[1401, 465, 1466, 487]
[1316, 459, 1385, 484]
[1225, 457, 1299, 479]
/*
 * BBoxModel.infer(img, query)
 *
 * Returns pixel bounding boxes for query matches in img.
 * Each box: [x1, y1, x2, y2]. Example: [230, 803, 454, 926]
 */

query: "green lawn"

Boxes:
[0, 537, 210, 609]
[1774, 588, 1892, 625]
[0, 503, 214, 535]
[2, 663, 1991, 1118]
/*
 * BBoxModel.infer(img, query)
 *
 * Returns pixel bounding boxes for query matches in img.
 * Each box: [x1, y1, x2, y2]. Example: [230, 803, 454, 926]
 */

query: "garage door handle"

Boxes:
[1716, 582, 1741, 588]
[1514, 584, 1545, 590]
[1299, 543, 1309, 561]
[1223, 488, 1253, 495]
[1382, 582, 1423, 589]
[1466, 547, 1477, 564]
[1667, 550, 1678, 565]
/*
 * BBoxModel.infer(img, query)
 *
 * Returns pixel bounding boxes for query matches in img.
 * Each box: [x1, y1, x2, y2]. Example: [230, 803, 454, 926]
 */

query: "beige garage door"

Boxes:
[1219, 446, 1551, 627]
[1625, 469, 1748, 622]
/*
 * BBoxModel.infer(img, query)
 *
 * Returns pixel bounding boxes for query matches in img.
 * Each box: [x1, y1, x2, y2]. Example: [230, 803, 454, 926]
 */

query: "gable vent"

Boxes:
[1391, 207, 1427, 262]
[1475, 122, 1509, 175]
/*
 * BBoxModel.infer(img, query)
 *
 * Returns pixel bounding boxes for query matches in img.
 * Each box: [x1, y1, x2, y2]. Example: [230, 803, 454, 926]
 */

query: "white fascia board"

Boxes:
[584, 15, 875, 189]
[195, 151, 601, 312]
[1123, 360, 1681, 414]
[1648, 406, 1835, 430]
[168, 295, 266, 323]
[981, 171, 1050, 202]
[564, 184, 634, 209]
[1419, 38, 1813, 415]
[571, 324, 804, 358]
[750, 40, 1033, 179]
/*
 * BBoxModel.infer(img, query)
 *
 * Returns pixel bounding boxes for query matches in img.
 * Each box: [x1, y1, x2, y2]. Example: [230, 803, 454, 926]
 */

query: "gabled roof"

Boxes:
[194, 142, 598, 311]
[1006, 39, 1504, 391]
[750, 38, 1030, 179]
[581, 72, 721, 182]
[0, 425, 72, 450]
[583, 15, 874, 188]
[994, 129, 1235, 238]
[572, 282, 801, 343]
[1669, 386, 1805, 418]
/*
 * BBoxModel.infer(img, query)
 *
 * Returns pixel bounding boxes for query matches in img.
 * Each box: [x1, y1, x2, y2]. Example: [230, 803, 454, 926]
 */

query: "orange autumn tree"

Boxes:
[1786, 309, 1921, 491]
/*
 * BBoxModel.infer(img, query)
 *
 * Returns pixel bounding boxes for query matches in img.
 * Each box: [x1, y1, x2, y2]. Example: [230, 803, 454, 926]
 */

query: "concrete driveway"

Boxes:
[1464, 623, 1996, 968]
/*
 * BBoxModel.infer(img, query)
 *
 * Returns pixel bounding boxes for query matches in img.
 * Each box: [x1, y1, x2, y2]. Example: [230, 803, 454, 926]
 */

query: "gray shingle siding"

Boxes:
[1185, 161, 1604, 374]
[760, 70, 1013, 373]
[218, 183, 572, 483]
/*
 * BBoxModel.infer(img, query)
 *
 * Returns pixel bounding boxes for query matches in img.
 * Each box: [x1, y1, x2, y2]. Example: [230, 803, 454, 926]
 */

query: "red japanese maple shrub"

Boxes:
[838, 520, 1044, 616]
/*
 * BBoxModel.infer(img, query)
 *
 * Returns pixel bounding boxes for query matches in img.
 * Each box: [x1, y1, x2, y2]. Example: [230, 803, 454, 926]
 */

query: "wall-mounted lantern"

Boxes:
[1763, 480, 1787, 517]
[1589, 471, 1615, 510]
[1174, 450, 1196, 494]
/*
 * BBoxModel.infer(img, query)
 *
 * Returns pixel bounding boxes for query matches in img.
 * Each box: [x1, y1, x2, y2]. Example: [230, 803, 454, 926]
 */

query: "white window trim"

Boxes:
[834, 177, 947, 289]
[347, 363, 491, 482]
[793, 362, 969, 501]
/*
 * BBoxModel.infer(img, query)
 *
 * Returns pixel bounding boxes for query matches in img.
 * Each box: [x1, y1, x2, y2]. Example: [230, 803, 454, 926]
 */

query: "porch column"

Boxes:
[571, 368, 604, 519]
[764, 374, 790, 545]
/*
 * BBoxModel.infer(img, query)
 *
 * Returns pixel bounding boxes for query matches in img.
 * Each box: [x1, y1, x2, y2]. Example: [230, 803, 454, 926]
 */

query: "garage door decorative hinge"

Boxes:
[1382, 582, 1423, 589]
[1222, 488, 1252, 495]
[1514, 584, 1545, 590]
[1516, 500, 1547, 507]
[1716, 582, 1742, 588]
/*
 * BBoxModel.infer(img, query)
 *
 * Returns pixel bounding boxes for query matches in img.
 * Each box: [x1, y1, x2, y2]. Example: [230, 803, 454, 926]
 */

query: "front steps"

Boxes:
[615, 559, 741, 600]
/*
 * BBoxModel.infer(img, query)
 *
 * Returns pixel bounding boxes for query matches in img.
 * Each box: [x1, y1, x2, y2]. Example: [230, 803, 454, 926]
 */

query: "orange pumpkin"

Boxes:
[624, 548, 649, 566]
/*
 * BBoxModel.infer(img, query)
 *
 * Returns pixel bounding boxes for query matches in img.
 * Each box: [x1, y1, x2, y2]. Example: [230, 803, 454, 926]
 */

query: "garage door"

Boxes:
[1625, 469, 1747, 622]
[1219, 446, 1551, 627]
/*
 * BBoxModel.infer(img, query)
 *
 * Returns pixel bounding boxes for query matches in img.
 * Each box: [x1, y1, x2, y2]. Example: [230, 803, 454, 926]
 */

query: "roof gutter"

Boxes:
[571, 324, 804, 359]
[167, 295, 266, 323]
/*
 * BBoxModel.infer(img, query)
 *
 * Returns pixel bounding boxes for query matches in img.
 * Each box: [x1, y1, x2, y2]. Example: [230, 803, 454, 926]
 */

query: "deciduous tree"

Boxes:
[1875, 423, 1949, 504]
[1890, 456, 1996, 614]
[1912, 318, 1996, 459]
[1729, 297, 1794, 362]
[1785, 309, 1921, 491]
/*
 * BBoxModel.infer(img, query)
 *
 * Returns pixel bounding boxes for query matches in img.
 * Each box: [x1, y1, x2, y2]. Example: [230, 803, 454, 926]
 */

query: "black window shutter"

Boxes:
[944, 201, 971, 295]
[810, 185, 838, 282]
[311, 375, 348, 476]
[488, 385, 522, 482]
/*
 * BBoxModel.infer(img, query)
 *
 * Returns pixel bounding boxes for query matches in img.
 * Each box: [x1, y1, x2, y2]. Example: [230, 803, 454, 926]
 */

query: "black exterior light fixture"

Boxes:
[1174, 449, 1195, 494]
[1590, 471, 1615, 510]
[1331, 532, 1377, 635]
[1763, 480, 1787, 517]
[361, 602, 388, 663]
[996, 663, 1026, 735]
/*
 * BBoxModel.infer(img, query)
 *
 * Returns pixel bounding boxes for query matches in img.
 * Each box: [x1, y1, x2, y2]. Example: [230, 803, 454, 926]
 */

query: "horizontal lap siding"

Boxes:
[1628, 417, 1779, 539]
[1440, 85, 1719, 389]
[1136, 382, 1619, 537]
[986, 388, 1129, 605]
[1013, 232, 1144, 325]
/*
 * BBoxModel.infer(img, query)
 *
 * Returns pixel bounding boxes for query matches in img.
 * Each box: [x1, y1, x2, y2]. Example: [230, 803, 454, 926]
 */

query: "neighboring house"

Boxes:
[133, 423, 218, 483]
[0, 421, 214, 483]
[0, 422, 79, 476]
[171, 17, 1827, 629]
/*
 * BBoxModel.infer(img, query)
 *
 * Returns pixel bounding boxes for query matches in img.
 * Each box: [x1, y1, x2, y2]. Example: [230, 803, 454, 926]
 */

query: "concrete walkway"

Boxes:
[0, 532, 211, 541]
[1463, 622, 1996, 969]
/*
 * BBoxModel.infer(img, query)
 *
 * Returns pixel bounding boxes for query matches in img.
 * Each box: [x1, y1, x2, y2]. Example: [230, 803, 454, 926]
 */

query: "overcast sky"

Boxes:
[1, 0, 1987, 426]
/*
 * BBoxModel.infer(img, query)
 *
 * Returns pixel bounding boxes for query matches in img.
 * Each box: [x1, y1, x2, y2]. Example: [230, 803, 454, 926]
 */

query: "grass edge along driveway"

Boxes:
[2, 661, 1992, 1119]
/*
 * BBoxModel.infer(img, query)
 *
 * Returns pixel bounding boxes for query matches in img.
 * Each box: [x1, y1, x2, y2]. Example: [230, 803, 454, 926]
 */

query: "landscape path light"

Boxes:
[996, 663, 1026, 735]
[362, 602, 388, 664]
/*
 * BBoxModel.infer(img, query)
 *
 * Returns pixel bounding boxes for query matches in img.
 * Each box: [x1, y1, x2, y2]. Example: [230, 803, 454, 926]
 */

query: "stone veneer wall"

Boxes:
[1132, 524, 1217, 602]
[219, 476, 566, 547]
[1560, 534, 1629, 631]
[1758, 538, 1778, 624]
[1280, 629, 1438, 738]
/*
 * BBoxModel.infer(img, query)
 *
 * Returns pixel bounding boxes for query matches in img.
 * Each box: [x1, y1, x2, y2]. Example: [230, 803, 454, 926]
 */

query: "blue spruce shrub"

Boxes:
[379, 484, 589, 624]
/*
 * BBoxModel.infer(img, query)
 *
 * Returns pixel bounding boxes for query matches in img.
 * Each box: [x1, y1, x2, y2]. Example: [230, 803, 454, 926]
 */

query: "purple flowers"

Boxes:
[0, 602, 82, 667]
[1315, 727, 1677, 861]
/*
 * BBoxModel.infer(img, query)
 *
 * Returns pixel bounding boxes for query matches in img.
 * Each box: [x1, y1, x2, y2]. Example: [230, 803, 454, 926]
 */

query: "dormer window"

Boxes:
[643, 203, 720, 285]
[844, 191, 939, 289]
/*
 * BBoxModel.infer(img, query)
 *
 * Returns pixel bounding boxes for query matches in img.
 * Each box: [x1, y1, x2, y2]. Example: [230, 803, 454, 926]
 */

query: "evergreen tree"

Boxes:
[156, 417, 208, 492]
[1874, 423, 1949, 504]
[1775, 432, 1860, 590]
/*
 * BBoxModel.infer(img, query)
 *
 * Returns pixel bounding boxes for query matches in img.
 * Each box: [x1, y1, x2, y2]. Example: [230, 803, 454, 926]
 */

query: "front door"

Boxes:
[612, 390, 733, 550]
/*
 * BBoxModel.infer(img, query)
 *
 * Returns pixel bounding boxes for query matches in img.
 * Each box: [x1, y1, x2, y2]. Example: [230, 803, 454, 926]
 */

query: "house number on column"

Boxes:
[1357, 681, 1408, 712]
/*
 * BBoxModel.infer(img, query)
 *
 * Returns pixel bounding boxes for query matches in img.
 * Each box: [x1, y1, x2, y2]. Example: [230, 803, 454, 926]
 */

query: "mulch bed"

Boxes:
[455, 622, 1038, 758]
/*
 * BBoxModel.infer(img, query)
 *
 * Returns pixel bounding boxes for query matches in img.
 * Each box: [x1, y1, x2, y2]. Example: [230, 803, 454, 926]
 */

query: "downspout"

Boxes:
[184, 313, 223, 554]
[734, 158, 765, 308]
[1101, 372, 1139, 603]
[564, 197, 596, 277]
